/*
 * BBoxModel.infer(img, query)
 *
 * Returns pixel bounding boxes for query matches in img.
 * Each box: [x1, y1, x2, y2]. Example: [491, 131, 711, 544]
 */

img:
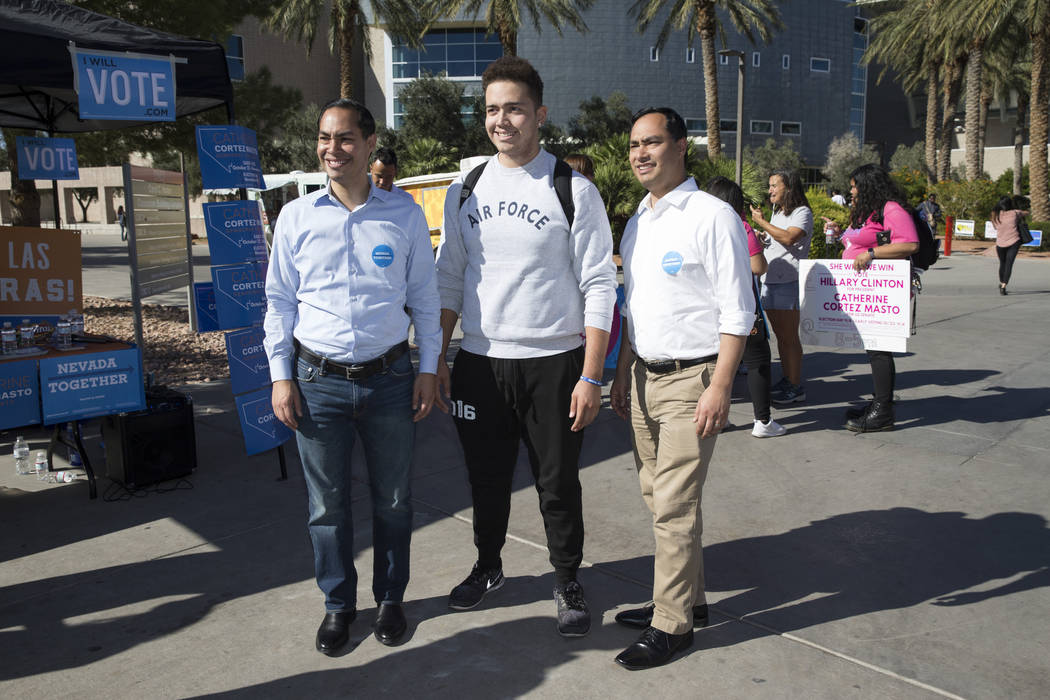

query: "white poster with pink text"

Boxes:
[799, 259, 911, 352]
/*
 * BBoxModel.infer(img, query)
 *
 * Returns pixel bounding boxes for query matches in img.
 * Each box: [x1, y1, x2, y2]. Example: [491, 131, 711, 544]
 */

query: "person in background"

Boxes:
[918, 193, 942, 232]
[370, 147, 414, 199]
[117, 205, 127, 241]
[705, 176, 785, 438]
[749, 169, 813, 405]
[990, 195, 1028, 295]
[822, 164, 919, 433]
[831, 189, 847, 207]
[564, 153, 595, 183]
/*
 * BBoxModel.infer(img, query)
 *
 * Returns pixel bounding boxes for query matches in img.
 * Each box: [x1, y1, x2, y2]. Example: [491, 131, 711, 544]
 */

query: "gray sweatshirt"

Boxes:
[436, 149, 617, 358]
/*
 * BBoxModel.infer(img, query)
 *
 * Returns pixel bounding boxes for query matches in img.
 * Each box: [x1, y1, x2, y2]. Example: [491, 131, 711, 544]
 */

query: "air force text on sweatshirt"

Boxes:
[436, 150, 617, 359]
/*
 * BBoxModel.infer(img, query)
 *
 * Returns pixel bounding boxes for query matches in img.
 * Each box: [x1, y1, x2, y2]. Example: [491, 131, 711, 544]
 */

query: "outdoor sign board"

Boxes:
[1025, 229, 1043, 247]
[799, 259, 911, 353]
[0, 358, 42, 430]
[0, 226, 82, 323]
[70, 48, 176, 122]
[196, 125, 263, 190]
[15, 137, 79, 180]
[984, 221, 997, 239]
[234, 386, 293, 456]
[124, 166, 191, 299]
[38, 347, 146, 423]
[954, 220, 975, 238]
[202, 201, 266, 265]
[224, 326, 271, 395]
[211, 261, 267, 330]
[193, 282, 220, 333]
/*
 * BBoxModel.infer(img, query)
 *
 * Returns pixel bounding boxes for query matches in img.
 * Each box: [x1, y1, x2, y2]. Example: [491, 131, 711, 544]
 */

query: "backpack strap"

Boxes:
[458, 157, 575, 228]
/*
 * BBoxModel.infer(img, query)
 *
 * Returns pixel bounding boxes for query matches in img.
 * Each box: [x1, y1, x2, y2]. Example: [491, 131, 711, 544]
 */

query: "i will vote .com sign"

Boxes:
[70, 47, 176, 122]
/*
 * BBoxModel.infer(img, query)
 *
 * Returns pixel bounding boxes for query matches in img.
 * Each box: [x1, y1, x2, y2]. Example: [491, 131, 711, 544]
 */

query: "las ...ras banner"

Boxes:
[1, 227, 82, 318]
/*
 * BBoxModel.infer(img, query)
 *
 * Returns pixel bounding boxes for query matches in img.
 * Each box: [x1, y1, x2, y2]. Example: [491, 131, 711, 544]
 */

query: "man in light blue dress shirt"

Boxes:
[263, 98, 444, 655]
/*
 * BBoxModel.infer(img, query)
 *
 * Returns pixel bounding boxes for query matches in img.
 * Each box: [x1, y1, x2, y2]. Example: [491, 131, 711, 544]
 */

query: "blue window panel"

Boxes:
[850, 108, 865, 125]
[686, 118, 707, 132]
[853, 78, 867, 94]
[393, 64, 417, 79]
[447, 44, 474, 61]
[851, 94, 865, 109]
[420, 62, 446, 75]
[392, 46, 418, 62]
[420, 45, 446, 61]
[446, 28, 475, 42]
[476, 60, 498, 75]
[423, 30, 447, 46]
[476, 43, 503, 60]
[448, 61, 475, 77]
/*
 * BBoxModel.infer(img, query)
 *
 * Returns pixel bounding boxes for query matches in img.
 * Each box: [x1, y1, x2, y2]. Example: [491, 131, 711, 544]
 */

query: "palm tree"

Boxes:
[630, 0, 782, 161]
[423, 0, 595, 56]
[265, 0, 424, 99]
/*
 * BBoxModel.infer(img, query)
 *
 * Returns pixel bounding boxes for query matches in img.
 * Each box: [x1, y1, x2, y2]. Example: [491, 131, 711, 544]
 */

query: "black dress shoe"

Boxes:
[845, 400, 895, 433]
[614, 603, 709, 629]
[374, 602, 407, 646]
[316, 610, 355, 656]
[615, 626, 694, 670]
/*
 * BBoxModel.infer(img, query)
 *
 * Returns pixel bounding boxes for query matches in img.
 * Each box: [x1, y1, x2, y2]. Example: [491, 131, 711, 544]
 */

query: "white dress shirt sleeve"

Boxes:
[404, 204, 442, 374]
[263, 207, 301, 383]
[705, 207, 756, 337]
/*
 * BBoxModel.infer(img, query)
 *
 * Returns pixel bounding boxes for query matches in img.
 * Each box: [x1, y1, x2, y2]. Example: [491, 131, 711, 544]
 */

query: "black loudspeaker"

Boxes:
[102, 387, 197, 488]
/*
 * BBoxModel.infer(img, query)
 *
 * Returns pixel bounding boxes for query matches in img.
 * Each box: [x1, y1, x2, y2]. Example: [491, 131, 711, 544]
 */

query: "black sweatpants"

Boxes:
[867, 350, 896, 404]
[997, 241, 1022, 285]
[741, 317, 772, 422]
[450, 347, 585, 584]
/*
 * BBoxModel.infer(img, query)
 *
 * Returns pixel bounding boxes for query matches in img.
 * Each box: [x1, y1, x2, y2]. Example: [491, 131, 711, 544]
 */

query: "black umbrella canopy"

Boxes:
[0, 0, 234, 133]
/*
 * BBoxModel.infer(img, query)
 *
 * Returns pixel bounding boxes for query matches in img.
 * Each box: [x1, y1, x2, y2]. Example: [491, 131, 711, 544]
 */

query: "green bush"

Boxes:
[929, 179, 1000, 220]
[891, 167, 928, 205]
[805, 187, 849, 258]
[995, 164, 1029, 195]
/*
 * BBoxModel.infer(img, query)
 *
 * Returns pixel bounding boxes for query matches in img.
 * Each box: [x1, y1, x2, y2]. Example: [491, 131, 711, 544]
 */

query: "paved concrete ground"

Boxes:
[1, 249, 1048, 699]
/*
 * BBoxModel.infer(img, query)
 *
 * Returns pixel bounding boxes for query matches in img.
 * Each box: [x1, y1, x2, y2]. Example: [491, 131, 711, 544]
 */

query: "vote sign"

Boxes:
[15, 137, 79, 180]
[235, 386, 293, 456]
[196, 125, 264, 190]
[211, 261, 267, 330]
[203, 201, 266, 265]
[224, 326, 271, 396]
[71, 48, 175, 122]
[193, 282, 220, 333]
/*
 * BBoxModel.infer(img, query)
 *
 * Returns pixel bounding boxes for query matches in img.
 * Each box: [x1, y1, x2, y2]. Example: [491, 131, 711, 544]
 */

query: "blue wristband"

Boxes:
[579, 375, 601, 387]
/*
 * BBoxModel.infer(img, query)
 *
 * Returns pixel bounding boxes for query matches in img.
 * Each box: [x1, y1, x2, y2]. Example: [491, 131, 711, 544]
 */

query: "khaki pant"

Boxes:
[630, 359, 718, 635]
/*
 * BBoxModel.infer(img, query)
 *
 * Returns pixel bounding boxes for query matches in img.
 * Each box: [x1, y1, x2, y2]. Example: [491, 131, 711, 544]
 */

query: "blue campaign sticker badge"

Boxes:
[372, 244, 395, 268]
[661, 251, 684, 275]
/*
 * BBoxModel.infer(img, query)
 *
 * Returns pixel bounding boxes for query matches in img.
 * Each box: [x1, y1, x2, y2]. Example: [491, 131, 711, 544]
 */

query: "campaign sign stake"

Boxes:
[70, 48, 175, 122]
[211, 261, 267, 331]
[196, 125, 263, 190]
[235, 386, 293, 456]
[16, 137, 80, 180]
[224, 326, 271, 395]
[203, 201, 267, 265]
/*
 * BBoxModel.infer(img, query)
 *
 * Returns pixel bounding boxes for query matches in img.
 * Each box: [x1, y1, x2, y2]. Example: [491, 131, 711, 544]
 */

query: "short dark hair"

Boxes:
[482, 56, 543, 106]
[374, 146, 398, 168]
[631, 107, 687, 142]
[769, 169, 810, 215]
[317, 98, 376, 139]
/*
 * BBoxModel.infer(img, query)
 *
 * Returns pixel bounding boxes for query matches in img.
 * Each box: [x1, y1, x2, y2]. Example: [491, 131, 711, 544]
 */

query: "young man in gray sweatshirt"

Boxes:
[435, 56, 617, 637]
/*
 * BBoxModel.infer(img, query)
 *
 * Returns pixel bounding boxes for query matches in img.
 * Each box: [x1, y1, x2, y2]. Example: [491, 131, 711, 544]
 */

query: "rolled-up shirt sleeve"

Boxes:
[404, 205, 441, 374]
[263, 210, 301, 383]
[707, 207, 755, 337]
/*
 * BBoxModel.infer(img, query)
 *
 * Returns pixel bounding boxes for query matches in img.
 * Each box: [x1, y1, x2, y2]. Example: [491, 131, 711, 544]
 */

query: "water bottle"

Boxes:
[68, 309, 84, 337]
[1, 322, 15, 355]
[13, 436, 31, 475]
[18, 319, 35, 351]
[34, 450, 48, 481]
[56, 317, 72, 349]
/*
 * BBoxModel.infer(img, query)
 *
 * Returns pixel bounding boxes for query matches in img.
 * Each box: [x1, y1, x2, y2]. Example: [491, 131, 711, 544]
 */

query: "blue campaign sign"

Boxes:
[225, 326, 271, 396]
[1025, 229, 1043, 248]
[71, 48, 175, 122]
[212, 261, 267, 330]
[39, 347, 145, 423]
[193, 282, 220, 333]
[0, 359, 42, 430]
[196, 125, 263, 190]
[15, 137, 79, 180]
[235, 386, 293, 456]
[203, 201, 266, 265]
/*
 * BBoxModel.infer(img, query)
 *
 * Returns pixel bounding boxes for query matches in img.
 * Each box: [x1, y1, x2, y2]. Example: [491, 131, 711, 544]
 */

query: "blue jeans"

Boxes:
[294, 351, 416, 612]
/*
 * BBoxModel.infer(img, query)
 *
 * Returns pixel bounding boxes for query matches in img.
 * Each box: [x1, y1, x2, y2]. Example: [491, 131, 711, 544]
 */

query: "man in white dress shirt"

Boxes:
[610, 107, 754, 670]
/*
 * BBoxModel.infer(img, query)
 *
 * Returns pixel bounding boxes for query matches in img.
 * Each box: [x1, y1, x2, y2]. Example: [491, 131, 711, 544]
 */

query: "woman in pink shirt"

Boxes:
[991, 196, 1027, 295]
[823, 165, 919, 433]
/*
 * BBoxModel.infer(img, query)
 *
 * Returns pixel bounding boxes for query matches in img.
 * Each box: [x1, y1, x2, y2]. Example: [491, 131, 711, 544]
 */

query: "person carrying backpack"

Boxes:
[821, 164, 919, 433]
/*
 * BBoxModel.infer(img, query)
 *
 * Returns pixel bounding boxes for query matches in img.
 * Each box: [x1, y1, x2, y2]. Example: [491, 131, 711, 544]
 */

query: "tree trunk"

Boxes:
[2, 128, 41, 226]
[698, 4, 720, 160]
[1030, 30, 1049, 220]
[925, 64, 940, 184]
[939, 58, 965, 182]
[1015, 92, 1027, 196]
[338, 5, 354, 99]
[978, 82, 992, 175]
[498, 21, 516, 56]
[964, 45, 982, 180]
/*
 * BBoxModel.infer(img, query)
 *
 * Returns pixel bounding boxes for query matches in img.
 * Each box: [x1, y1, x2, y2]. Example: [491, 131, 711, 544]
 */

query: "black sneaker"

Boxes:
[448, 562, 504, 610]
[553, 581, 591, 637]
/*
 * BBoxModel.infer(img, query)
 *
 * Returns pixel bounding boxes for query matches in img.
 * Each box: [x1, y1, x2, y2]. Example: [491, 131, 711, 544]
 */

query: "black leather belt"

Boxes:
[640, 354, 718, 374]
[295, 340, 409, 380]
